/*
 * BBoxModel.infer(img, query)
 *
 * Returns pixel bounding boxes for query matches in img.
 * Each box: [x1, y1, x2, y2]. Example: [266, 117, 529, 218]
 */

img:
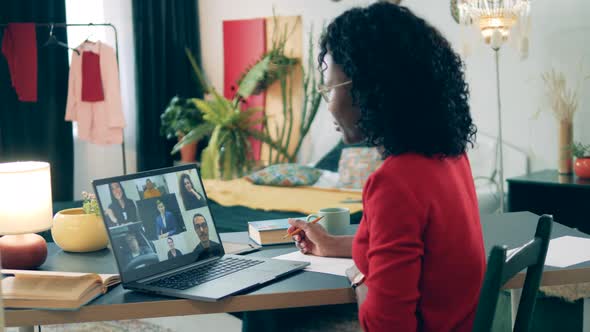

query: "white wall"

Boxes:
[66, 0, 137, 199]
[198, 0, 590, 171]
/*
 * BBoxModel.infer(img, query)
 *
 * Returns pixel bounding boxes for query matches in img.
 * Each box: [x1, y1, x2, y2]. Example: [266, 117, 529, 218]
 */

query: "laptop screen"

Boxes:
[93, 164, 224, 283]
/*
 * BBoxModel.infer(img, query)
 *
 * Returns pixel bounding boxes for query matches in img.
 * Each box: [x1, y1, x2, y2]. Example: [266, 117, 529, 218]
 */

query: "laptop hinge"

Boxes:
[136, 257, 222, 284]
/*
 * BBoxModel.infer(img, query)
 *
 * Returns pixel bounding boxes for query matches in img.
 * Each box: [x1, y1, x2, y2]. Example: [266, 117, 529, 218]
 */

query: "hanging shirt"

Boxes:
[1, 23, 37, 102]
[65, 41, 125, 145]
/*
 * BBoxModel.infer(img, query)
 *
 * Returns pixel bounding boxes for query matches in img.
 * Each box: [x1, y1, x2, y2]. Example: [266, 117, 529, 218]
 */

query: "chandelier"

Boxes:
[459, 0, 531, 50]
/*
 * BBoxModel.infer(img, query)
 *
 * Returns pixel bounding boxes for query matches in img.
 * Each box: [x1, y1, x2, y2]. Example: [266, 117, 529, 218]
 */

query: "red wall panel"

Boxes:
[223, 18, 267, 161]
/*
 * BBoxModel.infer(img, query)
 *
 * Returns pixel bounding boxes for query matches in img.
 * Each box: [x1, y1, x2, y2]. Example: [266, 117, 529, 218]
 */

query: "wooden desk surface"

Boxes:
[6, 212, 590, 327]
[5, 233, 355, 327]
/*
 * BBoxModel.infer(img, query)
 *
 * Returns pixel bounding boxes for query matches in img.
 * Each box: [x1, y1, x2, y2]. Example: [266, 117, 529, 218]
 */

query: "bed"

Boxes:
[47, 134, 527, 237]
[205, 133, 529, 232]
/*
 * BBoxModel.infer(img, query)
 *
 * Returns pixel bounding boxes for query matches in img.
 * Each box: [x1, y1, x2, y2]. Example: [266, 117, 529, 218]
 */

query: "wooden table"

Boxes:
[7, 212, 590, 329]
[5, 235, 354, 328]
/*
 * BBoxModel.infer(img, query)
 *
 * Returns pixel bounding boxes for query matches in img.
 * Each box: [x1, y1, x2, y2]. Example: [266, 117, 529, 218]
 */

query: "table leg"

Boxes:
[510, 289, 522, 328]
[584, 298, 590, 332]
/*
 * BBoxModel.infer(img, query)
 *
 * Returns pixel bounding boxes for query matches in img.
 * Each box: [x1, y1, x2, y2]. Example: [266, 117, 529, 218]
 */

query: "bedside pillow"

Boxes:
[245, 164, 323, 187]
[338, 147, 383, 190]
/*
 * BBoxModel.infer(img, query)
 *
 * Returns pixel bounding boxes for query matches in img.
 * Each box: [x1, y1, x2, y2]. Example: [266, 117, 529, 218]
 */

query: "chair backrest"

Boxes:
[472, 214, 553, 332]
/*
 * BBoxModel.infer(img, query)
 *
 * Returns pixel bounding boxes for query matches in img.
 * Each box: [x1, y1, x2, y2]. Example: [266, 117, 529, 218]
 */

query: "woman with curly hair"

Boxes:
[286, 3, 485, 331]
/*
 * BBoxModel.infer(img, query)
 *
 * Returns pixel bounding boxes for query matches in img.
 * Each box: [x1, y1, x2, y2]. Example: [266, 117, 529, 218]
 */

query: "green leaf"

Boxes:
[171, 123, 214, 155]
[185, 47, 210, 94]
[207, 126, 223, 179]
[244, 129, 291, 160]
[200, 147, 216, 179]
[237, 55, 272, 99]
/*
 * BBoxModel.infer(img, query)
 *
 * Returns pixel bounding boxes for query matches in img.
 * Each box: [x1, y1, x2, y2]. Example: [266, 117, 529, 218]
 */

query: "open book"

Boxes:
[1, 269, 120, 310]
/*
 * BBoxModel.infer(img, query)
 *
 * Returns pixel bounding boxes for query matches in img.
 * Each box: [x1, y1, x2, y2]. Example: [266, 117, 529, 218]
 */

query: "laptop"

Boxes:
[92, 164, 308, 302]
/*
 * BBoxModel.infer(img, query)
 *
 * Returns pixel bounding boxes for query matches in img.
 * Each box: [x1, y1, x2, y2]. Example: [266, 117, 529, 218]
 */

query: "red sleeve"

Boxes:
[359, 175, 427, 331]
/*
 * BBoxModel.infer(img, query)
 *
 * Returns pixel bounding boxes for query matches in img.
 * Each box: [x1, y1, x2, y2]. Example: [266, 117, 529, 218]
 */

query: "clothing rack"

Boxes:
[0, 22, 127, 175]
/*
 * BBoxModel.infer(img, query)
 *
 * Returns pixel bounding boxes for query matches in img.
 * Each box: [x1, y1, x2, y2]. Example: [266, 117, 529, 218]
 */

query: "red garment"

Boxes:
[81, 51, 104, 102]
[352, 153, 485, 332]
[1, 23, 37, 102]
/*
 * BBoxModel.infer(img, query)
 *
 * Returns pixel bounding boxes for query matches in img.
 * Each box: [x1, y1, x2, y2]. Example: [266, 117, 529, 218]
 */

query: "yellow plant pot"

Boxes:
[52, 208, 109, 252]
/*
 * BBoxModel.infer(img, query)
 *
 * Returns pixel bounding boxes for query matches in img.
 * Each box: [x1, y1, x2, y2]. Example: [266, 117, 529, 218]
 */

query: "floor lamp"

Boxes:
[459, 0, 532, 212]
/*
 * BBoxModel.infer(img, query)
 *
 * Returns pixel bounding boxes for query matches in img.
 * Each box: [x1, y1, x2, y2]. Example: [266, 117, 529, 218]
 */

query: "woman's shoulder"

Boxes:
[377, 153, 468, 177]
[365, 153, 469, 193]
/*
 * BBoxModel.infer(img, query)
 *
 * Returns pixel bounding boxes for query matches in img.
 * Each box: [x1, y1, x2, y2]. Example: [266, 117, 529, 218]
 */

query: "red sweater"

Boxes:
[352, 153, 485, 332]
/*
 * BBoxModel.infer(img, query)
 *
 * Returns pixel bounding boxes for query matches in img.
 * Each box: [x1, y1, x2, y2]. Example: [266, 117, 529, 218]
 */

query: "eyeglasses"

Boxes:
[195, 223, 208, 230]
[317, 80, 352, 103]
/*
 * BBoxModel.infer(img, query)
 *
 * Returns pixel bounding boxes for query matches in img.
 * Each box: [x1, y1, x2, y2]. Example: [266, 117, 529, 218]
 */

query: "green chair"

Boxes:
[473, 214, 553, 332]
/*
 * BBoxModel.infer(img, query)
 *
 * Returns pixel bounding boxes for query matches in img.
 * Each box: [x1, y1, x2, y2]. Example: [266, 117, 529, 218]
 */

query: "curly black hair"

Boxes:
[319, 2, 476, 158]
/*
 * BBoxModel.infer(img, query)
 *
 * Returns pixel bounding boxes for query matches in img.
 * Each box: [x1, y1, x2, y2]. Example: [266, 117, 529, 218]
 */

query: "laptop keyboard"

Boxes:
[148, 257, 263, 290]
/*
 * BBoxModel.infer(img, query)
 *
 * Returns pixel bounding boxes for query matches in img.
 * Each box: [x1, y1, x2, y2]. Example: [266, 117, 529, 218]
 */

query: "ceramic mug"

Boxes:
[306, 207, 350, 235]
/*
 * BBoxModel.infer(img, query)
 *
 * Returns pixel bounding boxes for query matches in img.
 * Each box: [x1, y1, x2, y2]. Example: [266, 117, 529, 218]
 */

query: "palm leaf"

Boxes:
[244, 129, 292, 160]
[200, 146, 217, 179]
[171, 122, 214, 155]
[191, 98, 217, 120]
[185, 47, 210, 93]
[206, 126, 223, 179]
[238, 107, 266, 129]
[237, 55, 272, 99]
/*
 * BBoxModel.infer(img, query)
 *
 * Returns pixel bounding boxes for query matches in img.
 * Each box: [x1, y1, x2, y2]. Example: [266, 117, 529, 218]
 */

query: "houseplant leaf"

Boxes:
[237, 55, 272, 99]
[171, 122, 215, 155]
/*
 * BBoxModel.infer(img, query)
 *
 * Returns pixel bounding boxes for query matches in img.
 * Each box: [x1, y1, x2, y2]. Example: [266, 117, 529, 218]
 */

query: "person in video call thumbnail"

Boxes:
[125, 233, 151, 261]
[167, 237, 183, 259]
[105, 182, 138, 227]
[192, 213, 222, 260]
[155, 200, 178, 238]
[143, 178, 162, 199]
[179, 173, 207, 210]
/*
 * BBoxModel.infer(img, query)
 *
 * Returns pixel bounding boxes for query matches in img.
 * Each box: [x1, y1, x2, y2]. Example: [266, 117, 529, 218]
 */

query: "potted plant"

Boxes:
[173, 22, 323, 178]
[540, 67, 588, 174]
[573, 142, 590, 179]
[172, 49, 289, 180]
[52, 192, 109, 252]
[160, 96, 204, 162]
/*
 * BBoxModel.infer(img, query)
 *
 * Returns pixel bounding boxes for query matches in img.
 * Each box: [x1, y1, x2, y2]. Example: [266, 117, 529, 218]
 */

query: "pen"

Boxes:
[282, 216, 325, 239]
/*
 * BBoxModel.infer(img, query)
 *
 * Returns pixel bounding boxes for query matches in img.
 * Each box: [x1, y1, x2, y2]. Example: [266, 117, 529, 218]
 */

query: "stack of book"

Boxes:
[248, 218, 293, 245]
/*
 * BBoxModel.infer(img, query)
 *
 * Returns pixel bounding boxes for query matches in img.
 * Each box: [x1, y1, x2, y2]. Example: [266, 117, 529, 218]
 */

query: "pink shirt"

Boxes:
[65, 41, 125, 144]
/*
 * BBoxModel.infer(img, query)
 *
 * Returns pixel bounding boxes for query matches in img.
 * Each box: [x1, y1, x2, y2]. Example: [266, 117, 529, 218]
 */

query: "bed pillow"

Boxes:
[314, 140, 370, 172]
[245, 164, 323, 187]
[338, 147, 383, 190]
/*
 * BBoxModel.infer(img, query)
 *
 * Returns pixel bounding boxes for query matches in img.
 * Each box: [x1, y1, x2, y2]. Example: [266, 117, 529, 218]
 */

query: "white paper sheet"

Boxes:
[544, 236, 590, 268]
[273, 251, 354, 276]
[508, 236, 590, 268]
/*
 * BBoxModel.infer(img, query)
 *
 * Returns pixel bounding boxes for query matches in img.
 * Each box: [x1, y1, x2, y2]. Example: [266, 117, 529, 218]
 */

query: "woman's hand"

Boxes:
[345, 264, 360, 282]
[288, 219, 336, 257]
[191, 189, 202, 200]
[346, 264, 368, 305]
[106, 208, 117, 223]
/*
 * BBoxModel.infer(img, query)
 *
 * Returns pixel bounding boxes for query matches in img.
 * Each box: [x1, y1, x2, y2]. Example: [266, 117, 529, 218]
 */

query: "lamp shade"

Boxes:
[0, 161, 53, 235]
